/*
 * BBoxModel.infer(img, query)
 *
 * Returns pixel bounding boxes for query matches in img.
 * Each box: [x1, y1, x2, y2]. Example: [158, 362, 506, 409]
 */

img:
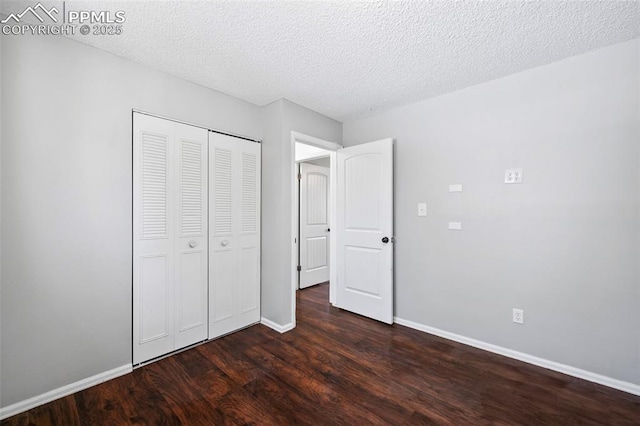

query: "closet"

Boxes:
[133, 112, 261, 365]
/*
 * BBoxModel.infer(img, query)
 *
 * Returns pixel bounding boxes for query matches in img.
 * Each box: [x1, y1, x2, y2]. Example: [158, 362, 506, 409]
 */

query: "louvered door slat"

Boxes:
[213, 149, 232, 236]
[180, 140, 204, 236]
[141, 133, 168, 240]
[242, 153, 258, 234]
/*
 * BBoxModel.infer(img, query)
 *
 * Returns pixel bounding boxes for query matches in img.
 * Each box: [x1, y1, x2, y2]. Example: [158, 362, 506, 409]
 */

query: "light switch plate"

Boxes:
[505, 168, 523, 184]
[417, 203, 427, 217]
[449, 184, 463, 192]
[448, 221, 462, 230]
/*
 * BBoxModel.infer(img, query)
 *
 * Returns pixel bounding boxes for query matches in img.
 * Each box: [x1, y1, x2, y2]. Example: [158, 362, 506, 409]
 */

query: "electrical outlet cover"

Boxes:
[505, 168, 523, 184]
[513, 308, 524, 324]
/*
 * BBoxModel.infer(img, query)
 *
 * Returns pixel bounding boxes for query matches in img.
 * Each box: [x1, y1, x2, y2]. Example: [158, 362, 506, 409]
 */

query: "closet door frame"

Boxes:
[133, 110, 262, 365]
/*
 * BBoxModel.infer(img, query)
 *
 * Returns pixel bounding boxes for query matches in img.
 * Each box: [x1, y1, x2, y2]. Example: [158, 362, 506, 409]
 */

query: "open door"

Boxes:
[336, 139, 393, 324]
[299, 162, 330, 288]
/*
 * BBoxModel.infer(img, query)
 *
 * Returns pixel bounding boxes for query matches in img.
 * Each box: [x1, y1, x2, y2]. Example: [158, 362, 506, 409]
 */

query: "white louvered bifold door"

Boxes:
[173, 123, 209, 350]
[209, 132, 261, 339]
[133, 113, 208, 364]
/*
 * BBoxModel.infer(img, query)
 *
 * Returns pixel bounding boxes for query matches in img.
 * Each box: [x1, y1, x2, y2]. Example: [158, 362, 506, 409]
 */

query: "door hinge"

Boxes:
[297, 173, 302, 181]
[297, 265, 302, 272]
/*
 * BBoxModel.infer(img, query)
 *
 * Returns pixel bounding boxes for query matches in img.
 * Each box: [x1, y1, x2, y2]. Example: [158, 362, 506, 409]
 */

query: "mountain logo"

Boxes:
[1, 2, 59, 24]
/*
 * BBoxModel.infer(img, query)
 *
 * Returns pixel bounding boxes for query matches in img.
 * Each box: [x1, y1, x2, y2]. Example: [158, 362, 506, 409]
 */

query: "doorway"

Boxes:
[290, 133, 395, 328]
[290, 132, 341, 315]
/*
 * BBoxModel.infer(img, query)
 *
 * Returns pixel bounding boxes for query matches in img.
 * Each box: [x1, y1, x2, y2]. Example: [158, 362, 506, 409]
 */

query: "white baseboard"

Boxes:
[394, 317, 640, 397]
[261, 317, 295, 333]
[3, 321, 636, 421]
[0, 364, 132, 420]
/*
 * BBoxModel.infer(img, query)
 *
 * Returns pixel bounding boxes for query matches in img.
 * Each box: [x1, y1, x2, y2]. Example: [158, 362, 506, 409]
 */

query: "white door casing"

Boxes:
[299, 162, 330, 288]
[209, 132, 261, 339]
[336, 139, 394, 324]
[133, 113, 208, 364]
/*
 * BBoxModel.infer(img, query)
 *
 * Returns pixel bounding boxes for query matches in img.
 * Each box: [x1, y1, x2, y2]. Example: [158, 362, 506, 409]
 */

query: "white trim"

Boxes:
[290, 132, 342, 332]
[328, 151, 337, 305]
[290, 138, 298, 330]
[133, 109, 261, 143]
[261, 317, 295, 334]
[0, 364, 132, 420]
[394, 317, 640, 397]
[292, 131, 341, 151]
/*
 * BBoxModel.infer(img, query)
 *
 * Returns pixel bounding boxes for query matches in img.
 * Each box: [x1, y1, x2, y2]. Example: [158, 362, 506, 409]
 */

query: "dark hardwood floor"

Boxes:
[3, 283, 639, 425]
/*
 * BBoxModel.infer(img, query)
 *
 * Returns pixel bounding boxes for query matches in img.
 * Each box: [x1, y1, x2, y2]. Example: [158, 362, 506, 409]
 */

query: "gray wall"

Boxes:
[261, 99, 341, 326]
[301, 157, 331, 168]
[343, 39, 640, 385]
[0, 34, 262, 407]
[260, 100, 287, 324]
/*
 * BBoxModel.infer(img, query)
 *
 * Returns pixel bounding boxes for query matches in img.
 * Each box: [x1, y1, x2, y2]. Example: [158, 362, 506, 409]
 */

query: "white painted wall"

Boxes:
[0, 34, 262, 408]
[343, 39, 640, 385]
[260, 100, 287, 326]
[302, 157, 331, 168]
[260, 99, 341, 328]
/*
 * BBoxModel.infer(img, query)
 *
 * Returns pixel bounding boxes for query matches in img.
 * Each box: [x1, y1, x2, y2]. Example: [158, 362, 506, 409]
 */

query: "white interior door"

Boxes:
[299, 162, 330, 288]
[336, 139, 393, 324]
[133, 113, 208, 364]
[209, 132, 261, 339]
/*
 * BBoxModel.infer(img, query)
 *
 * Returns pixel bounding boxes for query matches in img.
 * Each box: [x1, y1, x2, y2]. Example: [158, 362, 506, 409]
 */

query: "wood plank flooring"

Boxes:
[3, 283, 639, 425]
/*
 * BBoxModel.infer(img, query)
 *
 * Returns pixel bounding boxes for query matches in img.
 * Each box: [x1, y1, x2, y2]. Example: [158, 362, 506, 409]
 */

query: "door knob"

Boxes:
[221, 240, 229, 247]
[381, 237, 389, 244]
[188, 241, 197, 248]
[327, 228, 330, 232]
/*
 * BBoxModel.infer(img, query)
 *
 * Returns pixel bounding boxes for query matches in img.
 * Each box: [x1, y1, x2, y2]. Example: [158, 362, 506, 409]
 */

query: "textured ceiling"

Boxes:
[4, 1, 639, 121]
